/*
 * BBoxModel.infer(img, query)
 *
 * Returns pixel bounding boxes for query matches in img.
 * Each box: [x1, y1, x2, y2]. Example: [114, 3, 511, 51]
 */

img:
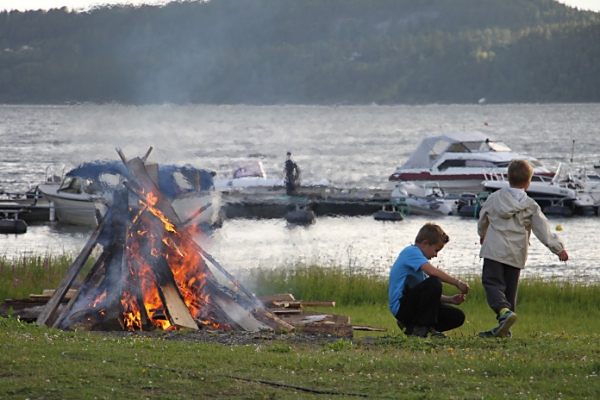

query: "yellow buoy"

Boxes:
[556, 225, 563, 231]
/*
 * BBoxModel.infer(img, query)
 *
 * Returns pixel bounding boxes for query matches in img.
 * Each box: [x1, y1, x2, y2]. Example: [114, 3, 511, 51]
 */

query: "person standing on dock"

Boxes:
[284, 152, 300, 196]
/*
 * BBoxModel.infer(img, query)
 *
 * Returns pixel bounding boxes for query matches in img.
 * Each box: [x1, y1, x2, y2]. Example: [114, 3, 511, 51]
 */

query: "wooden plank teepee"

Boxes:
[36, 149, 292, 333]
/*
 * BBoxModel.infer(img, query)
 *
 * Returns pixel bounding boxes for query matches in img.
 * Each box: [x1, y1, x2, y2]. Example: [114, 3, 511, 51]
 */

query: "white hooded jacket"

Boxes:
[478, 187, 565, 269]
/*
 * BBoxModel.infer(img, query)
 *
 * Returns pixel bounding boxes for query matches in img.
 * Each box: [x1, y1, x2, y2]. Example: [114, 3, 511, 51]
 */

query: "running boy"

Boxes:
[478, 159, 569, 338]
[389, 222, 470, 338]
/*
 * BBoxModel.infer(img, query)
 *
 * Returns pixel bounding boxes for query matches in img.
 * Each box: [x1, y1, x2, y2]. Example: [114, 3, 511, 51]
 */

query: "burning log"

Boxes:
[36, 149, 293, 333]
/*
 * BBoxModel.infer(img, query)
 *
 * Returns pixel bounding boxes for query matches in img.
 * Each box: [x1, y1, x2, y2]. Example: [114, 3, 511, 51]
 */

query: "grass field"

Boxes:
[1, 256, 600, 398]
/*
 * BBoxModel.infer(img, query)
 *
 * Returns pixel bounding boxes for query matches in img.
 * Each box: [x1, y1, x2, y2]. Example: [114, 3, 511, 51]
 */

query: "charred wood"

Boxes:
[251, 307, 295, 332]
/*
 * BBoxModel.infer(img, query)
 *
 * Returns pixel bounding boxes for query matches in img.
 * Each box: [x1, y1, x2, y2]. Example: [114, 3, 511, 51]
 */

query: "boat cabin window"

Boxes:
[446, 143, 470, 153]
[430, 139, 452, 160]
[437, 159, 503, 171]
[172, 171, 198, 191]
[587, 174, 600, 182]
[98, 173, 121, 187]
[465, 160, 501, 168]
[437, 160, 466, 170]
[446, 140, 512, 153]
[58, 177, 83, 194]
[531, 175, 552, 182]
[171, 169, 212, 192]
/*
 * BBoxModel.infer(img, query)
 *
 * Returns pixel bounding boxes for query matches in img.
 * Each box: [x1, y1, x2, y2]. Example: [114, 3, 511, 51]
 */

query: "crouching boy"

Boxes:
[388, 222, 470, 338]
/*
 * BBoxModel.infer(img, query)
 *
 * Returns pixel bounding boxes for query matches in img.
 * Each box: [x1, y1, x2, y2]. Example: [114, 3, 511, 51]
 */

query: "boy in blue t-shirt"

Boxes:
[389, 222, 470, 338]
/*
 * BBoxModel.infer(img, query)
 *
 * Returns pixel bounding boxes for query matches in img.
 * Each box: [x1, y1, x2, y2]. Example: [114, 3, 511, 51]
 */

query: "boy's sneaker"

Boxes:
[411, 326, 446, 338]
[495, 309, 517, 338]
[478, 308, 517, 338]
[478, 327, 512, 338]
[477, 328, 496, 338]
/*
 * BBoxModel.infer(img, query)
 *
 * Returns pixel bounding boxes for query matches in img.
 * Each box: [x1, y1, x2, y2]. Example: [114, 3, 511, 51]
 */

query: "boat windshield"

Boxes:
[58, 177, 83, 194]
[447, 140, 512, 153]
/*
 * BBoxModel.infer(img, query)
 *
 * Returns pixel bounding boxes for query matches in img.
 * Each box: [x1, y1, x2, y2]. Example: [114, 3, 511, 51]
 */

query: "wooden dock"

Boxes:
[0, 188, 393, 224]
[222, 189, 390, 220]
[0, 201, 50, 223]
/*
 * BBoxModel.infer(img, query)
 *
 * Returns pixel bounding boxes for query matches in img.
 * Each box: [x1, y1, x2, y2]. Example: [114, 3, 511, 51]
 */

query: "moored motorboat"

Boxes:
[482, 163, 600, 216]
[38, 159, 220, 227]
[215, 160, 330, 198]
[390, 181, 457, 216]
[388, 132, 552, 194]
[38, 180, 104, 226]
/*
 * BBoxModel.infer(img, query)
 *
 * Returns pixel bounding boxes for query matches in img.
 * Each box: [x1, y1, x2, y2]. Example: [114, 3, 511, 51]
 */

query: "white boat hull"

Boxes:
[214, 160, 330, 197]
[390, 176, 489, 195]
[39, 188, 100, 227]
[482, 180, 577, 201]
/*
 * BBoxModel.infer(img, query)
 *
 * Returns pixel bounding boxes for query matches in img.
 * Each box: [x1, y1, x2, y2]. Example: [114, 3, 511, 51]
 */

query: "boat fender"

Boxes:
[49, 201, 56, 222]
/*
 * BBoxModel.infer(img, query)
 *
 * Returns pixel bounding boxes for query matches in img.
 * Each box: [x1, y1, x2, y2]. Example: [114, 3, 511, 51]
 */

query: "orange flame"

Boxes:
[96, 184, 232, 331]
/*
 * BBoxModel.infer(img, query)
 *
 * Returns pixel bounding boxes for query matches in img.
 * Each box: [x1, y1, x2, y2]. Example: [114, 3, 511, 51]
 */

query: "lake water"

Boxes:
[1, 103, 599, 282]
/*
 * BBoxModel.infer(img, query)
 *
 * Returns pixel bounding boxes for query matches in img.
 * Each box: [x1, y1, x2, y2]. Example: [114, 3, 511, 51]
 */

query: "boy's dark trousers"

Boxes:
[481, 258, 521, 314]
[395, 276, 465, 332]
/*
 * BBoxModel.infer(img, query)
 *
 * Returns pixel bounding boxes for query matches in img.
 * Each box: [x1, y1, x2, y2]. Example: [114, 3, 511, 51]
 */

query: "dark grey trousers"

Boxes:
[481, 258, 521, 315]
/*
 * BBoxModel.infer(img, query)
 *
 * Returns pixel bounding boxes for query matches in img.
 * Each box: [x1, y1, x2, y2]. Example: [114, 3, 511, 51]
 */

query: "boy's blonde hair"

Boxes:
[415, 222, 450, 245]
[508, 159, 534, 186]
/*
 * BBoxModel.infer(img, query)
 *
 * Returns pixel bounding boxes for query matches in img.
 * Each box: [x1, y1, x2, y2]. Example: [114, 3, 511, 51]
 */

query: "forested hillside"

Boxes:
[0, 0, 598, 105]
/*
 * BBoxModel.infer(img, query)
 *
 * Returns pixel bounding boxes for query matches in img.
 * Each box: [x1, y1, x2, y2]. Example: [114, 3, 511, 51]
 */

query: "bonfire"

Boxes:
[36, 149, 291, 333]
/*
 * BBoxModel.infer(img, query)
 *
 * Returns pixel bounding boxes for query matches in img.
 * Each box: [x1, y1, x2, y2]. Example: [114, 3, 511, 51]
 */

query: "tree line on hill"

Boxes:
[0, 0, 599, 105]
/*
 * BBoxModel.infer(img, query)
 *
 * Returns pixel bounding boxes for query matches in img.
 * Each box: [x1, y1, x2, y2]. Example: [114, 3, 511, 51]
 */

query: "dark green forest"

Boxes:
[1, 0, 599, 105]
